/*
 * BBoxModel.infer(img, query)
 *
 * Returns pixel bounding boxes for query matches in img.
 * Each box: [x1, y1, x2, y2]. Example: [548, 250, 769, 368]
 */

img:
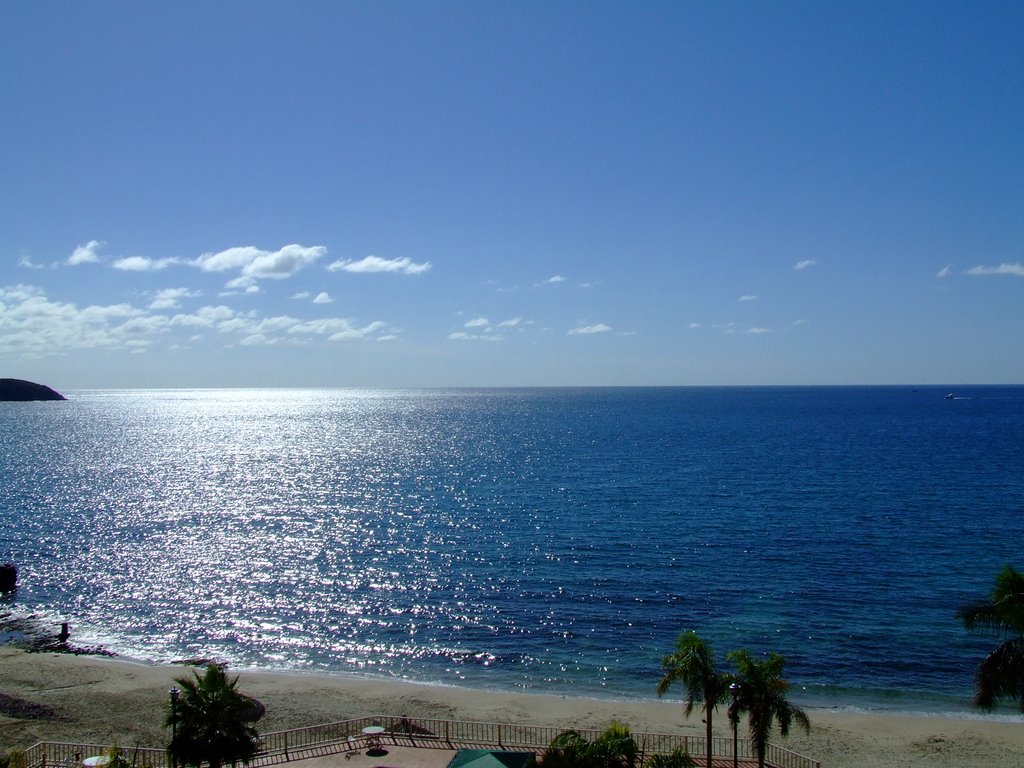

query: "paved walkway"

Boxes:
[261, 740, 760, 768]
[288, 745, 458, 768]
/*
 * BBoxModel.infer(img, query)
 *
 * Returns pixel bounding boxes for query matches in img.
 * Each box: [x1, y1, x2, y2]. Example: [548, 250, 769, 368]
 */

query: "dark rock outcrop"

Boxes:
[0, 379, 66, 401]
[0, 563, 16, 592]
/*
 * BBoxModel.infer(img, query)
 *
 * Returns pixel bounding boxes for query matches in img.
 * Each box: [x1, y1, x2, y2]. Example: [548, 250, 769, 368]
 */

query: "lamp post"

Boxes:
[729, 682, 740, 768]
[169, 686, 180, 768]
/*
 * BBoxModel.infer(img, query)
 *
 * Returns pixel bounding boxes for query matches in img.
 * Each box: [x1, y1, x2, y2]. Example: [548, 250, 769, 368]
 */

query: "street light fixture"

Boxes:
[169, 686, 180, 768]
[729, 682, 740, 768]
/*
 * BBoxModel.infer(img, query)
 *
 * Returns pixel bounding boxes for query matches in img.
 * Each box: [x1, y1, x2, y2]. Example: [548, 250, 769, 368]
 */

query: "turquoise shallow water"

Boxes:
[1, 386, 1023, 716]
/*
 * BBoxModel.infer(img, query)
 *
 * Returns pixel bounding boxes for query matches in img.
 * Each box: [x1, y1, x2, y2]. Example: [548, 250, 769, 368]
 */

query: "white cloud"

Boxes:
[291, 291, 311, 300]
[149, 288, 200, 310]
[688, 322, 701, 329]
[225, 276, 254, 291]
[326, 255, 431, 275]
[794, 259, 816, 271]
[113, 256, 180, 271]
[195, 244, 327, 282]
[448, 331, 503, 341]
[966, 262, 1024, 277]
[739, 295, 758, 302]
[286, 318, 336, 335]
[0, 283, 391, 356]
[326, 321, 387, 342]
[195, 246, 260, 273]
[568, 323, 612, 335]
[284, 317, 390, 342]
[1, 284, 46, 303]
[936, 265, 953, 278]
[223, 276, 265, 294]
[80, 303, 140, 322]
[68, 240, 104, 265]
[747, 327, 772, 334]
[169, 306, 236, 327]
[113, 314, 171, 337]
[465, 317, 490, 328]
[257, 316, 303, 334]
[17, 256, 44, 270]
[498, 317, 523, 327]
[0, 284, 153, 355]
[246, 244, 327, 279]
[312, 292, 333, 304]
[543, 275, 566, 284]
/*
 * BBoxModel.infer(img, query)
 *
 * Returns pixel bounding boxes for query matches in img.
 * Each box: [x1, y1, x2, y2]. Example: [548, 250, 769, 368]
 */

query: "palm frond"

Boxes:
[974, 637, 1024, 711]
[959, 566, 1024, 635]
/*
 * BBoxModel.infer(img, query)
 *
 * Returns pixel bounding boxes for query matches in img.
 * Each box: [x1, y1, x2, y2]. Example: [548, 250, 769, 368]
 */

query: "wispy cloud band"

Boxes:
[327, 255, 431, 275]
[966, 262, 1024, 277]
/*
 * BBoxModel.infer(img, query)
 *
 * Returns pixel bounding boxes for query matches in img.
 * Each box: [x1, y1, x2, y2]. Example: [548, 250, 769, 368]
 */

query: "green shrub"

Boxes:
[542, 723, 639, 768]
[646, 747, 696, 768]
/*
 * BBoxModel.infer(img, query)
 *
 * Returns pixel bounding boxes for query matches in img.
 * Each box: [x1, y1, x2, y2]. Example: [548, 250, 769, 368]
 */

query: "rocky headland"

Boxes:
[0, 379, 66, 401]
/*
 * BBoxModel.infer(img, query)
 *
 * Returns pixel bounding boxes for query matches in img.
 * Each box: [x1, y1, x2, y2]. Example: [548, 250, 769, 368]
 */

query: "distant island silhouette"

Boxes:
[0, 378, 66, 401]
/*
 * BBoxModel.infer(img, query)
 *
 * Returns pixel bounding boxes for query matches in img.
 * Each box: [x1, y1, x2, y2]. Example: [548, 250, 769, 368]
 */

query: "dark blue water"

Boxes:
[1, 386, 1022, 715]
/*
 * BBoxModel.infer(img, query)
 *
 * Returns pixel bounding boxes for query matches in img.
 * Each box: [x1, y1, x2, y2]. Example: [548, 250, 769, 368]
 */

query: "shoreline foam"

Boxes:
[0, 608, 1011, 722]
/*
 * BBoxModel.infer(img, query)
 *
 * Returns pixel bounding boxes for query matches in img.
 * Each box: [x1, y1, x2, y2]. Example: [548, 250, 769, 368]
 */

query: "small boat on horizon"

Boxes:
[945, 392, 955, 400]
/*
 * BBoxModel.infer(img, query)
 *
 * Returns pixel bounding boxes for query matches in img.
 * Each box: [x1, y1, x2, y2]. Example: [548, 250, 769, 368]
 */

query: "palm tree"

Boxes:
[166, 665, 261, 768]
[541, 729, 591, 768]
[726, 650, 809, 768]
[957, 564, 1024, 711]
[589, 722, 639, 768]
[542, 723, 639, 768]
[656, 632, 731, 768]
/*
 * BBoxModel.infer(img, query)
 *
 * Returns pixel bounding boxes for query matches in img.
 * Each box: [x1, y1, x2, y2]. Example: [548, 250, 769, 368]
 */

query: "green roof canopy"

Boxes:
[446, 750, 536, 768]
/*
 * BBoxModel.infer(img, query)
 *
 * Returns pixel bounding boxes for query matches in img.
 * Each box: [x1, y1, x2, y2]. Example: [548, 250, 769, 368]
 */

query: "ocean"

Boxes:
[2, 386, 1023, 717]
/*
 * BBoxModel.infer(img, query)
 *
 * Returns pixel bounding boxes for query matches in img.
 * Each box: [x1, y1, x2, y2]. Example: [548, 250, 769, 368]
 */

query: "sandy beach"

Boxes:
[1, 648, 1023, 768]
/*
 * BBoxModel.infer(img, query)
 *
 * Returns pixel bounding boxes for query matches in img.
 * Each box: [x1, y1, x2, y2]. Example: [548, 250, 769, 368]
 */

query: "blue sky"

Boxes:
[2, 1, 1021, 388]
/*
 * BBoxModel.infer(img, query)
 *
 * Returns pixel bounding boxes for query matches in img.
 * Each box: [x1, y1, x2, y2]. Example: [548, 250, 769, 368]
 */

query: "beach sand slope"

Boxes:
[2, 648, 1023, 768]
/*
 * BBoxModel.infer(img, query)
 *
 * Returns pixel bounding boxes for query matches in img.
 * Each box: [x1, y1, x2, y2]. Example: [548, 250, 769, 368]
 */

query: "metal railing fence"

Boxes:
[21, 715, 820, 768]
[25, 742, 170, 768]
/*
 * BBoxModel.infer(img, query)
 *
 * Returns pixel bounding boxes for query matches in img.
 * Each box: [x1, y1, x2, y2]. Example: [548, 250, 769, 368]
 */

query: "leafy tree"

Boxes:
[4, 749, 27, 768]
[645, 747, 696, 768]
[541, 723, 639, 768]
[656, 631, 731, 768]
[166, 666, 261, 768]
[102, 745, 127, 768]
[541, 729, 590, 768]
[957, 564, 1024, 711]
[589, 722, 638, 768]
[726, 650, 809, 768]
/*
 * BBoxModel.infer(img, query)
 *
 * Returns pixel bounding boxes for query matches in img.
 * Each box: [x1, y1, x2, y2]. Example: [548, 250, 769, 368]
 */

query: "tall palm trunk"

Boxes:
[704, 714, 713, 768]
[727, 649, 810, 768]
[656, 632, 729, 768]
